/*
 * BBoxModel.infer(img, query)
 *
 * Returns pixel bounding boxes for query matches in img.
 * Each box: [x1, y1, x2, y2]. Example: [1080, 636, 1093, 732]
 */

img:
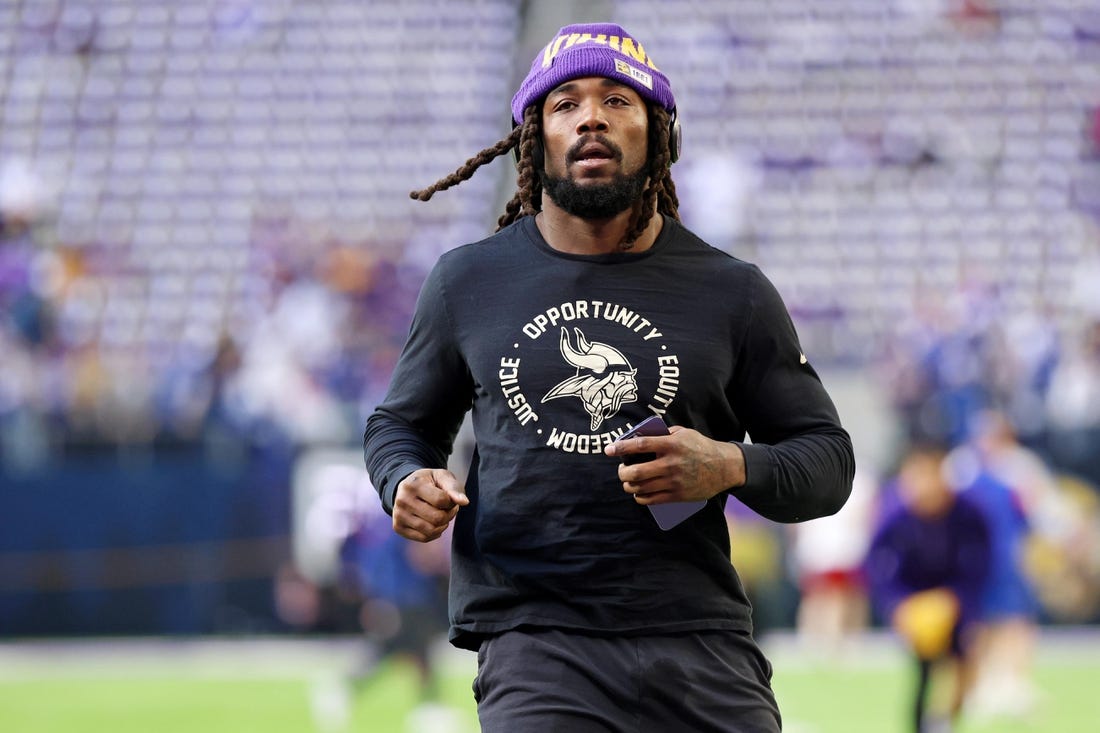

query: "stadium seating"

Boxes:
[2, 0, 519, 385]
[1, 0, 1098, 425]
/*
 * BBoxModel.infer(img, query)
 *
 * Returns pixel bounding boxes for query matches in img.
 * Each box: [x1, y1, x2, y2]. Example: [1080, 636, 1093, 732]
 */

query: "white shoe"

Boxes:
[405, 702, 468, 733]
[308, 672, 353, 732]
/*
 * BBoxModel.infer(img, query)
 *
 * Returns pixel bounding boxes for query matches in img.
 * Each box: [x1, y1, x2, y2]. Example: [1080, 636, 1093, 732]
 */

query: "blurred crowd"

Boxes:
[877, 278, 1100, 491]
[0, 192, 423, 467]
[5, 179, 1100, 486]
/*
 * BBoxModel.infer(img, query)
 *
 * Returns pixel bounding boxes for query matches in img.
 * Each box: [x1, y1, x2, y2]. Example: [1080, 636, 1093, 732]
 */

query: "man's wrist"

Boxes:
[723, 441, 747, 488]
[382, 462, 426, 513]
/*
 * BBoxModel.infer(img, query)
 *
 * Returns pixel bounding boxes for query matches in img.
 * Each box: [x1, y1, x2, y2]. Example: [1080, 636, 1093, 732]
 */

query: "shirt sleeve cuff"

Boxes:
[733, 441, 775, 493]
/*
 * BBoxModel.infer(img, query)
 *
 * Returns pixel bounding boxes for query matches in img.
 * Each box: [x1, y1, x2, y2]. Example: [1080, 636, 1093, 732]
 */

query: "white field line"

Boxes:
[0, 635, 476, 681]
[0, 628, 1097, 681]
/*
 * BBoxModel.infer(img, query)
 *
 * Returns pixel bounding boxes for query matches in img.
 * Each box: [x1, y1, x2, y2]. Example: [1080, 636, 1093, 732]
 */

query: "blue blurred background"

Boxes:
[1, 0, 1099, 645]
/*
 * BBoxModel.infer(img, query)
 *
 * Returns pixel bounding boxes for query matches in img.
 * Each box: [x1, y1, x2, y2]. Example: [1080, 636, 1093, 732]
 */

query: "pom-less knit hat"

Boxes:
[511, 23, 676, 124]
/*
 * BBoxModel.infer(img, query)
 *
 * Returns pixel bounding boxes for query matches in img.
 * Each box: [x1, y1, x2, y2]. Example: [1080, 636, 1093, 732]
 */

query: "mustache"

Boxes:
[566, 134, 624, 165]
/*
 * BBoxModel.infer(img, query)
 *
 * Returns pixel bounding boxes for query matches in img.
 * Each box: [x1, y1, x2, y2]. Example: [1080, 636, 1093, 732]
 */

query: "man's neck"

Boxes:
[535, 199, 663, 255]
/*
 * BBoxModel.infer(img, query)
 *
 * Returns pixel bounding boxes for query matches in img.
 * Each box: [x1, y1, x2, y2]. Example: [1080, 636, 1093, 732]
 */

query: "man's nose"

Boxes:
[576, 102, 609, 134]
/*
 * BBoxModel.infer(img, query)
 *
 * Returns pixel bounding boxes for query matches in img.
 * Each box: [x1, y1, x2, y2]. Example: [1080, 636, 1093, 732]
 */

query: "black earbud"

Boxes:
[512, 107, 682, 169]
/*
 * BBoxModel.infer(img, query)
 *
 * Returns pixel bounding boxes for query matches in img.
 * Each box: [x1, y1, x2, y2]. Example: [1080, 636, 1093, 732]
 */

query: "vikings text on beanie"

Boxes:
[511, 23, 676, 124]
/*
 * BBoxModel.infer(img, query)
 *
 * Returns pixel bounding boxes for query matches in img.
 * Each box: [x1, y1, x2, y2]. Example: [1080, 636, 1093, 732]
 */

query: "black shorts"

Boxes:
[472, 627, 781, 733]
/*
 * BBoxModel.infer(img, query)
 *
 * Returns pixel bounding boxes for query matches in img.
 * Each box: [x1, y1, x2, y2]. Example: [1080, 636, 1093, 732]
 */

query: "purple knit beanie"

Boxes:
[511, 23, 676, 124]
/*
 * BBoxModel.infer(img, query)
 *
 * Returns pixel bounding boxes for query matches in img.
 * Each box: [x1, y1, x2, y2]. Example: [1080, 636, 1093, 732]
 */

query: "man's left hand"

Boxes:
[604, 426, 746, 505]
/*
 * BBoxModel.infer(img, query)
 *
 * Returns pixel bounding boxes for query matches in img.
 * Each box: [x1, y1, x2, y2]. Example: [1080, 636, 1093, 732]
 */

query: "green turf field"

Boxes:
[772, 656, 1100, 733]
[1, 634, 1097, 732]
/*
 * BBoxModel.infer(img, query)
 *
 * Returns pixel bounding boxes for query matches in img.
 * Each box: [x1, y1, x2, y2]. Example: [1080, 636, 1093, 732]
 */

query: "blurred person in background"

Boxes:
[289, 472, 461, 733]
[865, 442, 992, 733]
[948, 413, 1040, 718]
[944, 444, 1038, 723]
[0, 159, 60, 470]
[364, 22, 854, 733]
[949, 409, 1096, 721]
[327, 499, 459, 733]
[788, 464, 876, 659]
[1044, 319, 1100, 490]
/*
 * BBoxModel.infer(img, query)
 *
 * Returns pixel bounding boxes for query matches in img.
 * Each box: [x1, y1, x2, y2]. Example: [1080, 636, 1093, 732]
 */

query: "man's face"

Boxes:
[539, 77, 650, 219]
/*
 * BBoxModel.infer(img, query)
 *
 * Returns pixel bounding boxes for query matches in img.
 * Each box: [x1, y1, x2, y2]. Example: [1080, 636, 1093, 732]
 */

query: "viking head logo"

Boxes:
[542, 327, 638, 431]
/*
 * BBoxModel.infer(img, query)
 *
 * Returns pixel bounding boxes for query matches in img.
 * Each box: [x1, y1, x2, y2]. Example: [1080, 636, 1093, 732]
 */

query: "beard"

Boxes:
[539, 136, 648, 220]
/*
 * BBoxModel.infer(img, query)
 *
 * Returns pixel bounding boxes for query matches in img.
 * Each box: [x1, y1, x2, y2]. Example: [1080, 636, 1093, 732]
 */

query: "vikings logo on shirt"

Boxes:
[496, 299, 681, 455]
[541, 327, 638, 431]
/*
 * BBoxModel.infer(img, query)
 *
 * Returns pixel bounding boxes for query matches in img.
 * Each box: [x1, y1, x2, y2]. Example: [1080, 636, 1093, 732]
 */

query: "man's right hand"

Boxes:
[392, 468, 468, 543]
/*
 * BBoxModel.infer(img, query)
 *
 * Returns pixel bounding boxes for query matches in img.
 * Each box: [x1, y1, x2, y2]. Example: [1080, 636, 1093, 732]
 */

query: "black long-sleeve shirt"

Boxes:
[364, 215, 854, 650]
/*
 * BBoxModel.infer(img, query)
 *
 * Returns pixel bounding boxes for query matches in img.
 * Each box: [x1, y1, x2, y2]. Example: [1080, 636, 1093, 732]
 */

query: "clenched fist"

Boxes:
[392, 468, 468, 543]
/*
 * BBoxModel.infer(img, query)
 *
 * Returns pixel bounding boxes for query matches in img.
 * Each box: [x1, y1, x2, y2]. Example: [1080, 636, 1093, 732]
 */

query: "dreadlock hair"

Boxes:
[622, 103, 681, 248]
[410, 103, 681, 246]
[497, 104, 544, 230]
[408, 120, 524, 204]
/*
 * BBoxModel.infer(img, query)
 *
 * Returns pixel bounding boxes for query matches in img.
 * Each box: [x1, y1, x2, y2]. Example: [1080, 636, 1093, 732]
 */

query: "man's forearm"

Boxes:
[732, 428, 855, 523]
